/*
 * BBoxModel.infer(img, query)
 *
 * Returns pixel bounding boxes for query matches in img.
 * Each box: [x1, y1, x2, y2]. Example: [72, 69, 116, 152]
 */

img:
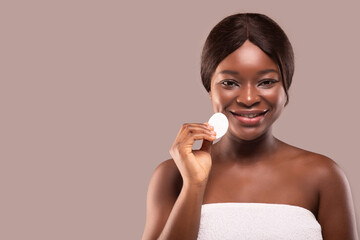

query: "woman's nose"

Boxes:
[236, 84, 261, 107]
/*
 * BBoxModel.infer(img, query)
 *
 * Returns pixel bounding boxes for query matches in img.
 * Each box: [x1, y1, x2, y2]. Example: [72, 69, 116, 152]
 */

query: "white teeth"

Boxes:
[233, 111, 268, 118]
[240, 114, 260, 118]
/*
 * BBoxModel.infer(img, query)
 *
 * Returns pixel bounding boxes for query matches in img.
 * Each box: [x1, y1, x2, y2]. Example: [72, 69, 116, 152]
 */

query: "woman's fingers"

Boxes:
[170, 123, 215, 156]
[178, 123, 215, 140]
[182, 132, 216, 143]
[174, 124, 215, 150]
[170, 122, 215, 185]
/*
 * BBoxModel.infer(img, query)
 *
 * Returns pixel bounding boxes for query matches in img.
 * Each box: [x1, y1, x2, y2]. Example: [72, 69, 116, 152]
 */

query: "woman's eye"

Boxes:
[259, 79, 278, 87]
[221, 80, 238, 87]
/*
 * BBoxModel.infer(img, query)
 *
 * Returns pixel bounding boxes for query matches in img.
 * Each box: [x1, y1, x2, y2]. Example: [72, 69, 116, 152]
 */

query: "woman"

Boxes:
[142, 13, 358, 240]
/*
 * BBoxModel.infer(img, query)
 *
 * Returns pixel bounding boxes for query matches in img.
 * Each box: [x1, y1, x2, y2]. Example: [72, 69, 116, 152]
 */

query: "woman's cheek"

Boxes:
[262, 87, 286, 104]
[211, 89, 234, 112]
[273, 87, 287, 107]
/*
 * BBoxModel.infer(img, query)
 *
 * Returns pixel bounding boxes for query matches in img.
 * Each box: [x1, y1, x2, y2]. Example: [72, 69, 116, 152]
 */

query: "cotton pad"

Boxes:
[208, 112, 229, 139]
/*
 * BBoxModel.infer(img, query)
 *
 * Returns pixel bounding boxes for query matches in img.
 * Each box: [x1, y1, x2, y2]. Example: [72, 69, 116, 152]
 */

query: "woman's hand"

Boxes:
[169, 122, 216, 186]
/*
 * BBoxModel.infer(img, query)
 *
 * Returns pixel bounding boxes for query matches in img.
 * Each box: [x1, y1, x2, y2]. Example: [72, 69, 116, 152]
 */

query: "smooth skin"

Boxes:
[142, 40, 359, 240]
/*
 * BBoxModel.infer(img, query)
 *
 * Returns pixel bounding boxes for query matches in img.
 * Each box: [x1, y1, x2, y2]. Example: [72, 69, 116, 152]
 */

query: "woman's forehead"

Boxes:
[215, 40, 278, 75]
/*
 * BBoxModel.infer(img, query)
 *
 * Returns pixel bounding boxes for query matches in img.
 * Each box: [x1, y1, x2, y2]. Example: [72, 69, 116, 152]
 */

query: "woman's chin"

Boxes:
[228, 128, 269, 142]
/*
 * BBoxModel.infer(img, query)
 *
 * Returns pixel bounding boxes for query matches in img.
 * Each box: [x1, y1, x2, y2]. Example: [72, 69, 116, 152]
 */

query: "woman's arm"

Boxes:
[141, 160, 207, 240]
[317, 157, 359, 240]
[142, 123, 215, 240]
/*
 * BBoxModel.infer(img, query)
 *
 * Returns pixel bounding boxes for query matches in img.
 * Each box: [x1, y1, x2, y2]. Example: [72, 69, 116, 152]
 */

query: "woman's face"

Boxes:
[209, 40, 287, 141]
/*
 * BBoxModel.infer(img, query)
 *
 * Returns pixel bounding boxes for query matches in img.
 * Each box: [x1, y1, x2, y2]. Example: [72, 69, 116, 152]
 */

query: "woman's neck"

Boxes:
[212, 129, 280, 164]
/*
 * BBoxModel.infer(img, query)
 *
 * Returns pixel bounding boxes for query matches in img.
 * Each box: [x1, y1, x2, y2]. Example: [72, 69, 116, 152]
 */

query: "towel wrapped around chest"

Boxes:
[197, 202, 322, 240]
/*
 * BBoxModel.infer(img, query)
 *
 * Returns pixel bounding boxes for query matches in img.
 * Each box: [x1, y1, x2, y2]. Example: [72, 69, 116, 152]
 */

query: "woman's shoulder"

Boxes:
[281, 142, 345, 183]
[153, 159, 180, 179]
[149, 159, 182, 194]
[283, 145, 358, 238]
[286, 143, 338, 165]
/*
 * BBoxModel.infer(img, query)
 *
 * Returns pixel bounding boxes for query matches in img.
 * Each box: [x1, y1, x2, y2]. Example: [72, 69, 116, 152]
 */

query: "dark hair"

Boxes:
[201, 13, 294, 106]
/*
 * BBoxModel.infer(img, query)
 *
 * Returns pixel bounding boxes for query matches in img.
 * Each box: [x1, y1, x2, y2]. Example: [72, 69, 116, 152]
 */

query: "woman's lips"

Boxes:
[230, 111, 268, 125]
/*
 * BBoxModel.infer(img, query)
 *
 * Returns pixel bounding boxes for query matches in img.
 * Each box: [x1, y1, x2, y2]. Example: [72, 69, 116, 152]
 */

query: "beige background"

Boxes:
[1, 0, 359, 239]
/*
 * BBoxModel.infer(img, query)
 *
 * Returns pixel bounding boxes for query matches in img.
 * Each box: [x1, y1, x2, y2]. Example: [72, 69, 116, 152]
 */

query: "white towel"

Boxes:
[197, 202, 322, 240]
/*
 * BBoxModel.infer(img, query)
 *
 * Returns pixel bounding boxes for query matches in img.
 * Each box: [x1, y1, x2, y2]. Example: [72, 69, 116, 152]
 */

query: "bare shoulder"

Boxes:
[152, 159, 182, 187]
[303, 152, 358, 239]
[148, 159, 182, 204]
[142, 159, 182, 240]
[281, 143, 358, 239]
[280, 143, 341, 179]
[278, 142, 347, 195]
[298, 149, 346, 188]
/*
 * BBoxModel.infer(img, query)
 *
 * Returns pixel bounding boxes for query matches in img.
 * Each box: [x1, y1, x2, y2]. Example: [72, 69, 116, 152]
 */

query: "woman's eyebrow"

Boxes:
[257, 69, 279, 75]
[218, 69, 279, 77]
[218, 70, 240, 76]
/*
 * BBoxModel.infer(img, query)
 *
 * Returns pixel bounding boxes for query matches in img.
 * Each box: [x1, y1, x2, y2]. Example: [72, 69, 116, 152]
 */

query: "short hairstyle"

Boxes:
[201, 13, 294, 106]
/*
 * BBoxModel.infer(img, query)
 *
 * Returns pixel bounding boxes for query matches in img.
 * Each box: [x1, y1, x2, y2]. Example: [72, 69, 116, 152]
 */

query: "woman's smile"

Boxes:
[230, 109, 269, 126]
